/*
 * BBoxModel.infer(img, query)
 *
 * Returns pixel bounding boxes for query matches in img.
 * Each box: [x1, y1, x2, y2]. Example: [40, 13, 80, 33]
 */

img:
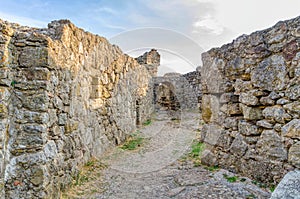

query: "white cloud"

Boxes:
[93, 7, 118, 15]
[193, 15, 224, 35]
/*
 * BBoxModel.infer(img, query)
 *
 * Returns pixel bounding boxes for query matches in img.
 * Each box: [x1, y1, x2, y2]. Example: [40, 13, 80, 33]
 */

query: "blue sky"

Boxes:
[1, 0, 300, 74]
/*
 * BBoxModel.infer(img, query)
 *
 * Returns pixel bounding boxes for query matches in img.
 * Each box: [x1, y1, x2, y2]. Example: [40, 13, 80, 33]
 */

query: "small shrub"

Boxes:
[223, 174, 238, 183]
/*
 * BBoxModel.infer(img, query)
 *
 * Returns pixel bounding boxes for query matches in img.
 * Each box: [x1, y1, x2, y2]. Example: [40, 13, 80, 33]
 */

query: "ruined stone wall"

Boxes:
[0, 19, 156, 198]
[201, 16, 300, 184]
[153, 70, 201, 110]
[136, 49, 160, 77]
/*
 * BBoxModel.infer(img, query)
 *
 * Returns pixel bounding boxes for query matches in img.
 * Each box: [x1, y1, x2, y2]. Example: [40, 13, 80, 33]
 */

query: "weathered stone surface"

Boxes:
[201, 15, 300, 185]
[256, 120, 274, 129]
[288, 142, 300, 168]
[221, 103, 242, 115]
[201, 55, 225, 94]
[19, 47, 48, 67]
[239, 92, 258, 106]
[201, 150, 217, 166]
[251, 55, 287, 91]
[260, 96, 275, 105]
[262, 105, 291, 124]
[230, 134, 248, 157]
[201, 94, 219, 123]
[271, 170, 300, 199]
[284, 101, 300, 115]
[286, 84, 300, 100]
[224, 117, 238, 130]
[276, 98, 290, 105]
[201, 124, 223, 146]
[220, 93, 238, 103]
[0, 19, 160, 198]
[257, 130, 287, 161]
[282, 119, 300, 138]
[239, 120, 260, 135]
[240, 104, 263, 120]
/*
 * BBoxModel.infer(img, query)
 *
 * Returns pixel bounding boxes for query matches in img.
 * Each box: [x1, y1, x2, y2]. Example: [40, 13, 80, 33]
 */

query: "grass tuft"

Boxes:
[143, 119, 152, 126]
[120, 132, 144, 150]
[223, 174, 238, 183]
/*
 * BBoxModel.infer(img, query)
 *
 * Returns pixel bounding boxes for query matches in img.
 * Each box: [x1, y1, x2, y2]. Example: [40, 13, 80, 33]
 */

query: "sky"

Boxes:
[0, 0, 299, 75]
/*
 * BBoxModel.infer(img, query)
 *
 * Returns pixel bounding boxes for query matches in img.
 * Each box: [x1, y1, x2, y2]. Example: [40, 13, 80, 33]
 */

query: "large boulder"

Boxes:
[271, 170, 300, 199]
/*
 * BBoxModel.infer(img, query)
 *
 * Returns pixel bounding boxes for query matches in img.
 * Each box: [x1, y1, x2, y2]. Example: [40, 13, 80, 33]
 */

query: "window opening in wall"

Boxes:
[136, 100, 140, 125]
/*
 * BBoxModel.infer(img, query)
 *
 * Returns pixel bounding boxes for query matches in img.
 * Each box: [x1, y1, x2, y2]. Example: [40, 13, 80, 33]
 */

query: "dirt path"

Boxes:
[63, 110, 271, 199]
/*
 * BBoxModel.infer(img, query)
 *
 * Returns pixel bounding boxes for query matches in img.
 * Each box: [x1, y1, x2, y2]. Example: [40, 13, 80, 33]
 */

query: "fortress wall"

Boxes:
[0, 19, 156, 198]
[201, 16, 300, 184]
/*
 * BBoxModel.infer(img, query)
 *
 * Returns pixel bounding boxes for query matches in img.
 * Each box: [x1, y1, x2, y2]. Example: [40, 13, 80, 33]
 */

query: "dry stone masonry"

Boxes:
[0, 14, 299, 199]
[0, 19, 159, 198]
[153, 70, 202, 110]
[201, 16, 300, 185]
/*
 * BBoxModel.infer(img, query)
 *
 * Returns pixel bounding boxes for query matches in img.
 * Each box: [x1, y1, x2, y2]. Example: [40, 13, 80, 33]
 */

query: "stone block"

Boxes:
[282, 119, 300, 138]
[221, 103, 241, 115]
[239, 92, 258, 106]
[262, 105, 292, 124]
[256, 120, 273, 129]
[288, 141, 300, 168]
[240, 104, 263, 120]
[203, 124, 223, 146]
[22, 68, 50, 81]
[260, 96, 275, 105]
[285, 85, 300, 100]
[257, 130, 287, 161]
[284, 101, 300, 116]
[238, 120, 260, 135]
[230, 134, 248, 156]
[251, 55, 287, 91]
[201, 149, 217, 166]
[201, 94, 220, 123]
[19, 47, 48, 67]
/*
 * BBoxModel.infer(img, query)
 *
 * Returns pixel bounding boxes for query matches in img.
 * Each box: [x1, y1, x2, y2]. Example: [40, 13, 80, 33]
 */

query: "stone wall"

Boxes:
[201, 16, 300, 184]
[136, 49, 160, 77]
[153, 70, 201, 110]
[0, 19, 158, 198]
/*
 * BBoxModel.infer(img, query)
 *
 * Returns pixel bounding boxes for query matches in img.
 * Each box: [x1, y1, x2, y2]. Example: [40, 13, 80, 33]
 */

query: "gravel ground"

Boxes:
[64, 110, 271, 199]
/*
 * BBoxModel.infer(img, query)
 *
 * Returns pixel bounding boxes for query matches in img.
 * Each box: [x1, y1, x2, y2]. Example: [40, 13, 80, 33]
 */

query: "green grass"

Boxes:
[205, 165, 219, 172]
[143, 119, 152, 126]
[182, 141, 206, 167]
[223, 174, 238, 183]
[189, 141, 205, 158]
[270, 184, 276, 192]
[85, 160, 95, 167]
[74, 172, 89, 186]
[120, 132, 144, 150]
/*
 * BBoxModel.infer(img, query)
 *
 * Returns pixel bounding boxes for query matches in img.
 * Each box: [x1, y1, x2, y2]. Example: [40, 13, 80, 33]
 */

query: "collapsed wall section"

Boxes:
[0, 19, 156, 198]
[201, 16, 300, 184]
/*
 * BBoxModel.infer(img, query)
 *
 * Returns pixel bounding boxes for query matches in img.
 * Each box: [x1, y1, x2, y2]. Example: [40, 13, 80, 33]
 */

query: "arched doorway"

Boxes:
[155, 82, 180, 111]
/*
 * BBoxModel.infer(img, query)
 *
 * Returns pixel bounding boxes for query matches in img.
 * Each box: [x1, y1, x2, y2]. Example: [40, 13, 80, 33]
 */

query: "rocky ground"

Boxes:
[62, 110, 272, 199]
